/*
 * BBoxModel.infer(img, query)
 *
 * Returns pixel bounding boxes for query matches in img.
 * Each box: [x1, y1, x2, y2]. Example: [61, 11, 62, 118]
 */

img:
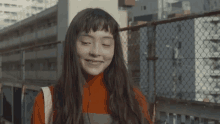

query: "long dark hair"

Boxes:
[50, 8, 145, 124]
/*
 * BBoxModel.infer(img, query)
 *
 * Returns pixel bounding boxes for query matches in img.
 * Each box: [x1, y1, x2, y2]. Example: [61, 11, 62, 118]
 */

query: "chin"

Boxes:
[86, 70, 103, 76]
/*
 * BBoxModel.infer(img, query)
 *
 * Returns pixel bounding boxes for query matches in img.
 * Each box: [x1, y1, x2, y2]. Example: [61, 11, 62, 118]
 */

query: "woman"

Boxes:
[31, 8, 153, 124]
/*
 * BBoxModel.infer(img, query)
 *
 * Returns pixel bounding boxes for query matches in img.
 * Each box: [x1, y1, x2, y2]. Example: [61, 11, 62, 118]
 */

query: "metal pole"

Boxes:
[147, 26, 158, 103]
[0, 83, 2, 123]
[12, 86, 14, 124]
[21, 85, 26, 124]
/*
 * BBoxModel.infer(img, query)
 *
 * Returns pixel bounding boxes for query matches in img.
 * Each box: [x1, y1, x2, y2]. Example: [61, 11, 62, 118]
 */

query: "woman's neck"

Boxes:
[81, 70, 104, 82]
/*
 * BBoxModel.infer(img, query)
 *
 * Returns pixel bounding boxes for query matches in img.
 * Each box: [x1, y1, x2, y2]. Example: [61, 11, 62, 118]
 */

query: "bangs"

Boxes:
[76, 9, 118, 35]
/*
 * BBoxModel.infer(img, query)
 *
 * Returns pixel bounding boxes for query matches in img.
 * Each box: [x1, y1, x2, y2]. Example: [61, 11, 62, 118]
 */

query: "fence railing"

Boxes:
[120, 9, 220, 123]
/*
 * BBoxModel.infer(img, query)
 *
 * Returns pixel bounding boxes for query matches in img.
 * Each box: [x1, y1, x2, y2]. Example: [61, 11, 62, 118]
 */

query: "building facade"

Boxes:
[0, 0, 58, 30]
[128, 0, 190, 22]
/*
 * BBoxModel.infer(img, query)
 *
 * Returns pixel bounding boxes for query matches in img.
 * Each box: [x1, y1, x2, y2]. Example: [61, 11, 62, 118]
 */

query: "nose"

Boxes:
[89, 43, 100, 57]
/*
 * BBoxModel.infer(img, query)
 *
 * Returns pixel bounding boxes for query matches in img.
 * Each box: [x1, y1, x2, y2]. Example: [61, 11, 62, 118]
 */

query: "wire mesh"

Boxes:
[120, 13, 220, 105]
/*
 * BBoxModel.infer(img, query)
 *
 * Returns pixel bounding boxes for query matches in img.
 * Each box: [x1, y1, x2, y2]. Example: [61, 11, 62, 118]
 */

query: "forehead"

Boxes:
[80, 29, 113, 38]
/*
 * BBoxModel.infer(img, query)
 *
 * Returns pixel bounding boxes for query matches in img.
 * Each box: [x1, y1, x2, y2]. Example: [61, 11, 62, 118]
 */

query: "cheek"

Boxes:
[103, 48, 114, 60]
[76, 44, 90, 58]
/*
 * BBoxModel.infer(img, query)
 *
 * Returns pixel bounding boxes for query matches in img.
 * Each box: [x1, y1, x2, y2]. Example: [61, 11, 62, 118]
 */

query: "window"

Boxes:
[37, 0, 43, 3]
[11, 12, 17, 15]
[38, 7, 43, 10]
[39, 63, 43, 71]
[213, 60, 220, 70]
[4, 4, 10, 7]
[143, 6, 146, 10]
[211, 43, 220, 52]
[18, 5, 22, 8]
[2, 65, 7, 71]
[11, 4, 17, 7]
[39, 60, 49, 71]
[30, 63, 34, 71]
[12, 64, 16, 71]
[0, 3, 2, 6]
[4, 19, 10, 23]
[215, 65, 220, 70]
[32, 6, 37, 10]
[48, 63, 56, 71]
[4, 11, 10, 14]
[11, 19, 17, 23]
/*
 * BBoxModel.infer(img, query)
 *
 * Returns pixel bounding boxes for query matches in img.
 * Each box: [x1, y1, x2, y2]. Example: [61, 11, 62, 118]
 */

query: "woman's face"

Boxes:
[76, 29, 115, 76]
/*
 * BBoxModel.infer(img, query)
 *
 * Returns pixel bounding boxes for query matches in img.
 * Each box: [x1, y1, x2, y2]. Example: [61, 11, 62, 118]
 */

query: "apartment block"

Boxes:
[0, 0, 58, 30]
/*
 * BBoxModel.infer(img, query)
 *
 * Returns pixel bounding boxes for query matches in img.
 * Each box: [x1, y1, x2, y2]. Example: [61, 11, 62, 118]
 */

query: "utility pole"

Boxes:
[158, 0, 162, 20]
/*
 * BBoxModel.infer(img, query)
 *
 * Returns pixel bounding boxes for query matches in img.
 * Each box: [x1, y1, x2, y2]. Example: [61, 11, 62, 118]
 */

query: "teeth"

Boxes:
[88, 60, 95, 62]
[87, 60, 100, 63]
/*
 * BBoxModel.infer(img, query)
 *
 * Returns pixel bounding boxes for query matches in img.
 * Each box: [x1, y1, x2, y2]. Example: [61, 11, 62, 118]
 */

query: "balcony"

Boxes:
[2, 71, 57, 80]
[2, 54, 20, 62]
[25, 51, 37, 60]
[2, 71, 21, 79]
[36, 71, 57, 80]
[37, 25, 57, 39]
[36, 48, 56, 59]
[22, 32, 36, 43]
[25, 71, 37, 79]
[0, 25, 57, 50]
[25, 71, 57, 80]
[0, 40, 8, 49]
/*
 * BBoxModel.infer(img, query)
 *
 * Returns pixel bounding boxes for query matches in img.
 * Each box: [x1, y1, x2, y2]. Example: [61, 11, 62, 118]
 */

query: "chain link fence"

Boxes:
[120, 10, 220, 106]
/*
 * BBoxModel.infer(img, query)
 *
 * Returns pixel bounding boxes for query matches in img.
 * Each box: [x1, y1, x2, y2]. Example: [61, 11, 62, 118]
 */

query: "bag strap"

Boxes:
[41, 87, 53, 124]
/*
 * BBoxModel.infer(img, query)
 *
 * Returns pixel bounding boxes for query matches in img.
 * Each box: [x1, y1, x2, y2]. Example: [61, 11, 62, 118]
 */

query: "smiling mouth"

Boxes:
[85, 59, 103, 64]
[85, 59, 103, 63]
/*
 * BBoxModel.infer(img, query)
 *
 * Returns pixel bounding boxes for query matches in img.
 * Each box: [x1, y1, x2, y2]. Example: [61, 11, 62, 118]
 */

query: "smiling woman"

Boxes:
[31, 8, 153, 124]
[77, 30, 115, 76]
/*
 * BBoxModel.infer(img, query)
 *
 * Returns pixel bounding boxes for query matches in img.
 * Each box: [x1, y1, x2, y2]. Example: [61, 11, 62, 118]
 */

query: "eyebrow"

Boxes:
[80, 33, 114, 40]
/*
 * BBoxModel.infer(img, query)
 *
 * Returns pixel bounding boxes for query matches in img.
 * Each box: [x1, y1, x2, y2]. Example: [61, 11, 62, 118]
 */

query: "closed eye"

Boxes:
[81, 41, 91, 45]
[102, 44, 110, 47]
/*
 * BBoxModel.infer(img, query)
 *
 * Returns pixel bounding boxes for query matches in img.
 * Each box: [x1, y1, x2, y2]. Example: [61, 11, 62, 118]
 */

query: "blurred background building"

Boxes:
[0, 0, 58, 30]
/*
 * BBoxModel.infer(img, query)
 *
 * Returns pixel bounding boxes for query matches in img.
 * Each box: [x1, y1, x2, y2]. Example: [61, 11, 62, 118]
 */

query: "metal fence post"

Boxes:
[21, 85, 26, 124]
[21, 49, 25, 124]
[0, 55, 2, 79]
[11, 86, 14, 124]
[57, 41, 63, 80]
[21, 50, 25, 80]
[147, 25, 157, 104]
